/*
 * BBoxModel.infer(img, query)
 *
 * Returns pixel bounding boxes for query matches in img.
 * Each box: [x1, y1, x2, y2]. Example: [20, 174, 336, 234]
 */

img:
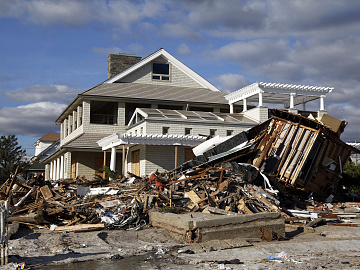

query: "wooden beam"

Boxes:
[122, 145, 126, 176]
[103, 150, 106, 179]
[174, 146, 178, 169]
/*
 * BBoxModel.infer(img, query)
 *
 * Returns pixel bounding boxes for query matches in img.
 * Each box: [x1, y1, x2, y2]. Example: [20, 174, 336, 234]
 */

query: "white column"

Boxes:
[68, 115, 73, 134]
[229, 103, 234, 114]
[302, 103, 306, 111]
[60, 123, 63, 140]
[50, 162, 53, 180]
[64, 119, 68, 137]
[320, 95, 325, 111]
[290, 93, 296, 109]
[60, 155, 64, 179]
[77, 106, 81, 128]
[258, 92, 263, 107]
[73, 110, 77, 131]
[56, 158, 60, 180]
[52, 160, 56, 180]
[110, 147, 116, 172]
[243, 98, 247, 112]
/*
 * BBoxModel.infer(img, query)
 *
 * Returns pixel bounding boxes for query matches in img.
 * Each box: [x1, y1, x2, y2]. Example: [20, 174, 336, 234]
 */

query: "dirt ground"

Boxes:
[2, 221, 360, 269]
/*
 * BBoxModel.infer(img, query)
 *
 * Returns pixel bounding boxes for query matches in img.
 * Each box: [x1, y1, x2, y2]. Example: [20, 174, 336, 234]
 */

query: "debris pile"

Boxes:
[0, 161, 287, 231]
[286, 201, 360, 228]
[0, 109, 359, 233]
[178, 109, 356, 198]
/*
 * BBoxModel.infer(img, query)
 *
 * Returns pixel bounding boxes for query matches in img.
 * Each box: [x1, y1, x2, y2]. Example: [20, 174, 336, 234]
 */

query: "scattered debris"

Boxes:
[0, 109, 359, 239]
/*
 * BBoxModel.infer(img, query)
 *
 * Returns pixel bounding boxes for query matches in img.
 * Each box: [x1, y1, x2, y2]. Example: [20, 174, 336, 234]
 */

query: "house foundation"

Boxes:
[149, 211, 285, 243]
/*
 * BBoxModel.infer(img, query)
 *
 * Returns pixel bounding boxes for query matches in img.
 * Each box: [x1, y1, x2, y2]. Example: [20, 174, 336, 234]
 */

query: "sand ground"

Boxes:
[2, 221, 360, 269]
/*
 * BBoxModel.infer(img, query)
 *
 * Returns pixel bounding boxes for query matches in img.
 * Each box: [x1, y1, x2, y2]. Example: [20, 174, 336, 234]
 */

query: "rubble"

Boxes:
[177, 109, 357, 198]
[0, 109, 359, 241]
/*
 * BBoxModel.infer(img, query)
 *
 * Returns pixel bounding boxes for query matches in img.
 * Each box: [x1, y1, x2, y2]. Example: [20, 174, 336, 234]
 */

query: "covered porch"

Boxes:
[97, 133, 206, 177]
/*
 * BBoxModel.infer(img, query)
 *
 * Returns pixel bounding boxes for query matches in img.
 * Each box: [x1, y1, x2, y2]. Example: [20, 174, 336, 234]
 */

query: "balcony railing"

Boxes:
[90, 114, 117, 125]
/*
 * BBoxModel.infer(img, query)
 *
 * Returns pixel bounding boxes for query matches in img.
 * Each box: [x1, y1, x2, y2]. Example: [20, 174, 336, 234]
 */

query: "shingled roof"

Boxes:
[80, 82, 229, 105]
[38, 133, 60, 142]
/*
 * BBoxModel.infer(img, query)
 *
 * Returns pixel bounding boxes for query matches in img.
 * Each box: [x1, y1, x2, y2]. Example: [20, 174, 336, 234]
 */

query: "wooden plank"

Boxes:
[305, 217, 323, 227]
[48, 208, 64, 216]
[40, 186, 53, 200]
[237, 199, 253, 214]
[54, 223, 105, 232]
[167, 171, 208, 185]
[6, 166, 19, 196]
[219, 180, 228, 191]
[185, 190, 201, 204]
[14, 186, 37, 208]
[327, 223, 359, 227]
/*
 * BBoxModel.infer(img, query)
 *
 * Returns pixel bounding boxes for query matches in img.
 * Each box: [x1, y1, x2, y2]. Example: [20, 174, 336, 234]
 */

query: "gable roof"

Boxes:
[105, 48, 220, 92]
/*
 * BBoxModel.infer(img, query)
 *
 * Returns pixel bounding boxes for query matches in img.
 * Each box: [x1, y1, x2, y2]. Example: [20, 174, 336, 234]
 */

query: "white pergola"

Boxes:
[97, 133, 206, 176]
[225, 82, 333, 113]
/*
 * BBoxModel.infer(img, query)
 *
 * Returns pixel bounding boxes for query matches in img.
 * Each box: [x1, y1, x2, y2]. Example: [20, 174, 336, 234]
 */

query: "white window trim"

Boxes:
[152, 62, 171, 82]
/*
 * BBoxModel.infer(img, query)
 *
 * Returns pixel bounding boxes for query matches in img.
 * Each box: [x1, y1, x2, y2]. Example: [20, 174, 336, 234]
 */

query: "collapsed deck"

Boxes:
[179, 109, 356, 197]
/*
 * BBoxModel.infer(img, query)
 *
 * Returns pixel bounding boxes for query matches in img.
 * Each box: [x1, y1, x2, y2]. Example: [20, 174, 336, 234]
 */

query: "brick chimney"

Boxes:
[107, 53, 142, 79]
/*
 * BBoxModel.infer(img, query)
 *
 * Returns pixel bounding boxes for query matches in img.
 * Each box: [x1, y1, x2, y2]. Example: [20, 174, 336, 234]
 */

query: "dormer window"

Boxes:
[152, 62, 170, 81]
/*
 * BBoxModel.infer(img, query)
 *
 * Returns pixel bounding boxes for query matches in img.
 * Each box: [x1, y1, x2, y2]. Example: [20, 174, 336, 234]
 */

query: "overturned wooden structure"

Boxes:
[251, 110, 355, 196]
[178, 109, 357, 197]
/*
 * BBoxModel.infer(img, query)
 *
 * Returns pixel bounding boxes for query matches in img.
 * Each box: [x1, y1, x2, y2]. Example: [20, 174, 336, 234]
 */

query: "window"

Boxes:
[162, 127, 169, 135]
[90, 101, 118, 125]
[140, 127, 143, 134]
[227, 130, 233, 136]
[185, 128, 192, 136]
[210, 129, 217, 136]
[152, 63, 170, 81]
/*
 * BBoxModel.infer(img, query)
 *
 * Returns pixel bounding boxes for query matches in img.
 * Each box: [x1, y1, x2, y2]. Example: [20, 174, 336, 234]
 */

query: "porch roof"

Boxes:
[225, 82, 333, 107]
[97, 133, 206, 151]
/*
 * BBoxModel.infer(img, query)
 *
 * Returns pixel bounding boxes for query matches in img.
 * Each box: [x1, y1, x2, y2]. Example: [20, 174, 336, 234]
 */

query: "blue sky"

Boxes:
[1, 0, 360, 157]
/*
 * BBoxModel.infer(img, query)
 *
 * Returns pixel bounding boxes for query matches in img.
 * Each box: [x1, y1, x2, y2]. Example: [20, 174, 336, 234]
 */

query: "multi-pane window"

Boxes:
[152, 63, 170, 81]
[185, 128, 192, 136]
[162, 127, 169, 135]
[210, 129, 217, 136]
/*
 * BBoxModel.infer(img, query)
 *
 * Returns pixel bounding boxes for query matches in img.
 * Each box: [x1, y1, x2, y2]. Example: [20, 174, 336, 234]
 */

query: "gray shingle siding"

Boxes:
[119, 56, 204, 89]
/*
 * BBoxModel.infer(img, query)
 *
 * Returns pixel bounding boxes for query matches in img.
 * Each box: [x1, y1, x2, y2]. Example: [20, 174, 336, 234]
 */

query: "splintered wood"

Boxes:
[157, 162, 283, 216]
[1, 109, 358, 231]
[0, 162, 286, 230]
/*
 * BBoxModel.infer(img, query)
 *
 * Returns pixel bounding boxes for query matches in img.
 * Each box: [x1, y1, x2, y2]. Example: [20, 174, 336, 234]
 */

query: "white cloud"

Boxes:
[0, 0, 166, 28]
[161, 23, 204, 41]
[0, 102, 66, 137]
[213, 73, 249, 93]
[26, 0, 93, 26]
[213, 39, 289, 65]
[177, 44, 191, 55]
[93, 47, 123, 55]
[3, 84, 80, 103]
[2, 0, 360, 143]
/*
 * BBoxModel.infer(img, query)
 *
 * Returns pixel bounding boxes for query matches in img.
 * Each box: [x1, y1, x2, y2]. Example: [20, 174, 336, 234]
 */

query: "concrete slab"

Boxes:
[150, 211, 285, 243]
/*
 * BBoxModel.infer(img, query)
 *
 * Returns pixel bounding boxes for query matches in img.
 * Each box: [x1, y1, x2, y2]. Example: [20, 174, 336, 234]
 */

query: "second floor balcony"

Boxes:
[90, 114, 117, 125]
